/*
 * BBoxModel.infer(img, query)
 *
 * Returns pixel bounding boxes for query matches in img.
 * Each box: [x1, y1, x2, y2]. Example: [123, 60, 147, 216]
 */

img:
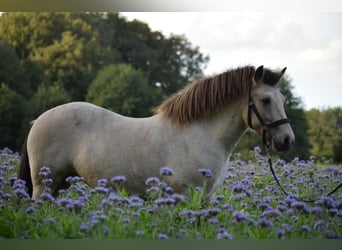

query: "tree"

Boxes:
[306, 107, 342, 162]
[30, 84, 72, 118]
[0, 12, 209, 151]
[0, 36, 31, 97]
[104, 13, 209, 96]
[86, 64, 160, 117]
[277, 76, 310, 161]
[0, 83, 27, 150]
[0, 13, 106, 100]
[30, 30, 100, 100]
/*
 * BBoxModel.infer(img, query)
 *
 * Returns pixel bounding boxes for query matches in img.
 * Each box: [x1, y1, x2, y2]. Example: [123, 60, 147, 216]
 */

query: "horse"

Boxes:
[18, 65, 295, 200]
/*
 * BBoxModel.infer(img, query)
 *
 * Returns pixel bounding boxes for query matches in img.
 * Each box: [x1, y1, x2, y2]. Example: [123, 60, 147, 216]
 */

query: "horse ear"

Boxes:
[254, 65, 264, 82]
[281, 67, 287, 76]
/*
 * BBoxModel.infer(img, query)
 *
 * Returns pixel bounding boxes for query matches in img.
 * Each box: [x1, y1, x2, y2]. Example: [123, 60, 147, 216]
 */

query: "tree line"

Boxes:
[0, 12, 341, 163]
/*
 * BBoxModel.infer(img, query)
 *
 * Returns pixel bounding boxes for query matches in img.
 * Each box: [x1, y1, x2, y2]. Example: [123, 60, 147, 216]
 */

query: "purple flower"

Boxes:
[257, 218, 273, 228]
[147, 186, 160, 194]
[210, 199, 220, 206]
[42, 178, 53, 186]
[154, 197, 175, 206]
[65, 176, 84, 184]
[97, 178, 108, 187]
[258, 202, 271, 211]
[302, 225, 311, 233]
[314, 196, 336, 208]
[145, 177, 160, 186]
[73, 199, 86, 209]
[277, 204, 287, 212]
[276, 228, 285, 239]
[233, 193, 247, 200]
[313, 220, 325, 231]
[308, 206, 323, 217]
[90, 186, 110, 194]
[108, 192, 123, 202]
[231, 182, 246, 193]
[180, 210, 198, 218]
[262, 208, 282, 218]
[291, 201, 306, 211]
[80, 222, 89, 231]
[328, 208, 338, 216]
[282, 223, 293, 233]
[171, 193, 185, 203]
[327, 231, 341, 239]
[121, 218, 130, 224]
[222, 203, 234, 212]
[208, 208, 221, 216]
[127, 196, 144, 207]
[291, 215, 299, 222]
[164, 186, 174, 194]
[25, 206, 37, 214]
[208, 217, 219, 224]
[215, 194, 225, 201]
[136, 230, 145, 236]
[13, 188, 30, 200]
[232, 211, 249, 222]
[38, 166, 51, 178]
[57, 197, 72, 207]
[43, 217, 56, 224]
[263, 196, 273, 204]
[216, 227, 233, 239]
[198, 168, 213, 178]
[160, 167, 174, 176]
[40, 192, 55, 203]
[111, 175, 127, 183]
[158, 233, 169, 239]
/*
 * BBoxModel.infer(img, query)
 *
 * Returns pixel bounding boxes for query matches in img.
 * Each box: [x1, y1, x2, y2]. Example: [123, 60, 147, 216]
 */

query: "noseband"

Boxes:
[247, 84, 290, 148]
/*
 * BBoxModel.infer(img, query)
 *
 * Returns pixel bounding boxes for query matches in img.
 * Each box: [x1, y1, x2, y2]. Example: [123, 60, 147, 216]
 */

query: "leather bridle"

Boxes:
[247, 82, 341, 201]
[247, 84, 290, 148]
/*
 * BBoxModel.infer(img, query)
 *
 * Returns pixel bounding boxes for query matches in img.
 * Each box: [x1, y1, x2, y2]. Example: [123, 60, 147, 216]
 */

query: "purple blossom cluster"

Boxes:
[0, 147, 341, 239]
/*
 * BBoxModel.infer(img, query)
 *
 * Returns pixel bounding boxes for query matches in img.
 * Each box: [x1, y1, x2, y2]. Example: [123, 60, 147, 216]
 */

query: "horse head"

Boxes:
[245, 65, 295, 152]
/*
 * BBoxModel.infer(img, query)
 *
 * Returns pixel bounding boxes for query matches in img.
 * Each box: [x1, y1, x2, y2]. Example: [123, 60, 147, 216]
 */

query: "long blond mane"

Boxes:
[156, 66, 256, 125]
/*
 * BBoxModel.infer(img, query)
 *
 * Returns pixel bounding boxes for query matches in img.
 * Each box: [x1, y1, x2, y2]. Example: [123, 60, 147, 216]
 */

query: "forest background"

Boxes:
[0, 13, 341, 162]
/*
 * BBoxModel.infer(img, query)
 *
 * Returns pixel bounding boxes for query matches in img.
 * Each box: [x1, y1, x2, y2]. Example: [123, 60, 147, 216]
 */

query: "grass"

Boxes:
[0, 147, 341, 239]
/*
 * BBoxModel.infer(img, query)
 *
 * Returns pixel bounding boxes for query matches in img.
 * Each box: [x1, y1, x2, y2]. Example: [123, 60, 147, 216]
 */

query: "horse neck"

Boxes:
[204, 98, 248, 154]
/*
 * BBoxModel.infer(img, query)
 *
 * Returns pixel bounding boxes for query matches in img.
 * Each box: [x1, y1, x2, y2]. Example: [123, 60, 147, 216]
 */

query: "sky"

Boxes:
[121, 12, 342, 110]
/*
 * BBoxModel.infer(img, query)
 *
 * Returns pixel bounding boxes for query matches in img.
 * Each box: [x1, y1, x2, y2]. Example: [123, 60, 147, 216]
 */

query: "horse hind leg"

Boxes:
[31, 164, 75, 200]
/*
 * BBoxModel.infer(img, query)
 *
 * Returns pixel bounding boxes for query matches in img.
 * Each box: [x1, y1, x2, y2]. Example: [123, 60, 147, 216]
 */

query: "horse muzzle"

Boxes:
[271, 132, 295, 152]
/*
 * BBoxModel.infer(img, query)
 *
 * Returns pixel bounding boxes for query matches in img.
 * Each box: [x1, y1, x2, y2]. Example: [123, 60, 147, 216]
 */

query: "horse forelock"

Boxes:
[156, 66, 256, 125]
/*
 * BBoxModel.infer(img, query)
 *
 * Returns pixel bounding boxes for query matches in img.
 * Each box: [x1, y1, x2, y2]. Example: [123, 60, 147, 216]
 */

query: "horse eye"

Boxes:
[262, 98, 271, 105]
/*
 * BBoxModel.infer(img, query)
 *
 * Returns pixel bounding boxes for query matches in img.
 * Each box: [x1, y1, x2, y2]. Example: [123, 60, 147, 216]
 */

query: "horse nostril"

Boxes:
[283, 136, 291, 146]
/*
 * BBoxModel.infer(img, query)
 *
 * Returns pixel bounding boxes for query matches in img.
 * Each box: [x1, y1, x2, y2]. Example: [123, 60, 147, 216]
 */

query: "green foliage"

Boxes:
[0, 11, 340, 163]
[0, 12, 208, 151]
[1, 149, 341, 239]
[87, 64, 159, 117]
[31, 30, 100, 100]
[30, 84, 72, 118]
[0, 84, 27, 150]
[306, 107, 342, 163]
[103, 13, 209, 96]
[0, 36, 31, 97]
[277, 76, 311, 161]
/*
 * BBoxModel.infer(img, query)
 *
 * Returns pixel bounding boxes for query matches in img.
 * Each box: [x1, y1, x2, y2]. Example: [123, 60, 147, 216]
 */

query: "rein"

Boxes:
[247, 84, 342, 202]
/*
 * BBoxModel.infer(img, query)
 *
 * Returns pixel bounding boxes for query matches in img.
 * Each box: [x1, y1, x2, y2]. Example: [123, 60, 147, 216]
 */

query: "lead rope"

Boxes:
[265, 147, 342, 202]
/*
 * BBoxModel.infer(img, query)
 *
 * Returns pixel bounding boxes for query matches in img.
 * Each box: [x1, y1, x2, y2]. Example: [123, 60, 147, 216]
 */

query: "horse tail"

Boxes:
[17, 121, 34, 197]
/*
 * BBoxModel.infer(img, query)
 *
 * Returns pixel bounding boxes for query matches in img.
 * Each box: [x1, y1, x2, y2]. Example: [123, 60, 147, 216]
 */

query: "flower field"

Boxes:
[0, 147, 341, 239]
